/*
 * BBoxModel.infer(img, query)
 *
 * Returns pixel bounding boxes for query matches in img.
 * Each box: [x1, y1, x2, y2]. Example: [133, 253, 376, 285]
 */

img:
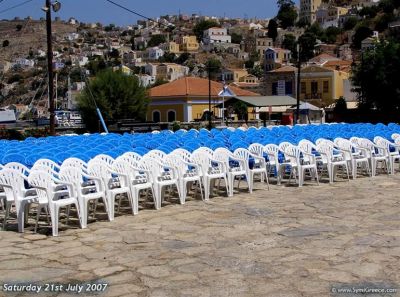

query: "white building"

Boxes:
[147, 47, 165, 60]
[135, 74, 156, 87]
[203, 27, 231, 45]
[14, 58, 35, 68]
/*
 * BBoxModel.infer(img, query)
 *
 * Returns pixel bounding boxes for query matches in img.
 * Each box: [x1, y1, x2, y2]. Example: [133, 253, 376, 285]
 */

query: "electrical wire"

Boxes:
[0, 0, 34, 14]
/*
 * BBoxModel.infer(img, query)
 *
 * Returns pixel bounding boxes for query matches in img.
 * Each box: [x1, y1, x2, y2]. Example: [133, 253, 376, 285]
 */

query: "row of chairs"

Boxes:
[1, 134, 399, 236]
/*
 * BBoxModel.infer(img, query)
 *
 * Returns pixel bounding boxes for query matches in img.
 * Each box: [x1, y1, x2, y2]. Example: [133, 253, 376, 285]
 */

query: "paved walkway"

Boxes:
[0, 175, 399, 297]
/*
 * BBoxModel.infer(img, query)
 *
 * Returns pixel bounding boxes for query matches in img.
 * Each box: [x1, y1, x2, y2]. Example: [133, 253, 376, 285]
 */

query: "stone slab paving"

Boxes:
[0, 175, 399, 297]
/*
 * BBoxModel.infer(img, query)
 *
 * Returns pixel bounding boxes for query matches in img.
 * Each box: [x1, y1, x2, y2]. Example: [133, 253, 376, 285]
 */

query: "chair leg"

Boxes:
[50, 206, 60, 237]
[34, 206, 42, 233]
[3, 202, 12, 230]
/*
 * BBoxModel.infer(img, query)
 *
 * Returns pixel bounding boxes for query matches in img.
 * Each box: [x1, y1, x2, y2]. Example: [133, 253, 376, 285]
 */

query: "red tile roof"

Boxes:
[150, 77, 260, 97]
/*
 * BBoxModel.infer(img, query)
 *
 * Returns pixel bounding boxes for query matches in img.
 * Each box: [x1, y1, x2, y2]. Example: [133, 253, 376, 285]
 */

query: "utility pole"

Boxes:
[45, 0, 55, 135]
[208, 65, 212, 130]
[296, 43, 301, 126]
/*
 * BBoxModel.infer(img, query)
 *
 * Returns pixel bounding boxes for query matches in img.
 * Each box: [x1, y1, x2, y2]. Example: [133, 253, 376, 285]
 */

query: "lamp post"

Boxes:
[296, 43, 301, 126]
[44, 0, 61, 136]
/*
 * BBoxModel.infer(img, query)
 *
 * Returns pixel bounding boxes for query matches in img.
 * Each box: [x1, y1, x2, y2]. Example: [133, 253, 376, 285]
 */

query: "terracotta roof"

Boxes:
[150, 77, 260, 97]
[324, 60, 352, 67]
[270, 65, 297, 73]
[309, 53, 338, 63]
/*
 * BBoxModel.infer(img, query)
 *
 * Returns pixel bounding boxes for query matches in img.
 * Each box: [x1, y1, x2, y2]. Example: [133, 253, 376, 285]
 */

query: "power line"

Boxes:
[0, 0, 34, 15]
[105, 0, 156, 22]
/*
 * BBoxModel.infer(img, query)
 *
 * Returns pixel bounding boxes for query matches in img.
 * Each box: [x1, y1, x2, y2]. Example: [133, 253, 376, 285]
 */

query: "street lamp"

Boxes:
[296, 43, 301, 126]
[43, 0, 61, 136]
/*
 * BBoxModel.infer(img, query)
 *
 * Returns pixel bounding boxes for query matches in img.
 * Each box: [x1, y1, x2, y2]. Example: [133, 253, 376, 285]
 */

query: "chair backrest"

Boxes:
[391, 133, 400, 141]
[4, 162, 30, 176]
[316, 138, 335, 148]
[33, 159, 60, 172]
[213, 147, 231, 164]
[0, 168, 27, 202]
[191, 150, 214, 175]
[248, 143, 264, 157]
[121, 152, 142, 164]
[278, 142, 292, 153]
[373, 137, 392, 155]
[170, 148, 192, 163]
[62, 157, 88, 171]
[145, 149, 166, 161]
[92, 154, 115, 166]
[284, 145, 301, 166]
[233, 148, 251, 161]
[141, 156, 165, 180]
[317, 144, 334, 163]
[298, 139, 316, 154]
[58, 166, 82, 195]
[193, 147, 214, 156]
[28, 170, 53, 203]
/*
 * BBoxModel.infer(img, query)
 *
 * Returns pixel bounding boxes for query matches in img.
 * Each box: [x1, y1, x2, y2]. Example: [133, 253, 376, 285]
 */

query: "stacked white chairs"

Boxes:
[87, 160, 131, 222]
[282, 144, 319, 187]
[28, 170, 80, 236]
[374, 136, 400, 174]
[165, 153, 203, 203]
[391, 133, 400, 141]
[334, 138, 370, 179]
[191, 148, 228, 201]
[234, 148, 269, 191]
[113, 155, 153, 214]
[356, 138, 389, 176]
[317, 143, 350, 184]
[141, 156, 181, 210]
[213, 148, 249, 197]
[263, 144, 281, 184]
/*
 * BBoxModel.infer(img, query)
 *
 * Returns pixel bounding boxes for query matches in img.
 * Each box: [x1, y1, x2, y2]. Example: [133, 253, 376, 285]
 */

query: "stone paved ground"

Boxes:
[0, 174, 399, 297]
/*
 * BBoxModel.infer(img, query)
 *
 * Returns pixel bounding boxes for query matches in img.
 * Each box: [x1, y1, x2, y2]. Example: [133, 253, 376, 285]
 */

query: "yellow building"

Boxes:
[300, 0, 322, 24]
[179, 35, 199, 52]
[160, 41, 180, 54]
[149, 77, 260, 122]
[299, 65, 350, 105]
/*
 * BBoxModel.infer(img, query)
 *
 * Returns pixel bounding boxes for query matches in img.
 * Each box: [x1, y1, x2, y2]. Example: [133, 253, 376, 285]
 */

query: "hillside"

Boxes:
[0, 19, 77, 63]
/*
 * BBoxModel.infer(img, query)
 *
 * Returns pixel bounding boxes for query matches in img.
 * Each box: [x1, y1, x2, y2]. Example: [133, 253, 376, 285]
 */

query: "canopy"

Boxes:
[216, 95, 299, 108]
[287, 102, 321, 111]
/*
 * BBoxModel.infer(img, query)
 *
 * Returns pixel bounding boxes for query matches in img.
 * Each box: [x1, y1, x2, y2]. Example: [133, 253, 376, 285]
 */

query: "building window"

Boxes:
[323, 81, 329, 93]
[152, 110, 161, 122]
[301, 82, 306, 94]
[311, 81, 318, 95]
[285, 81, 293, 95]
[272, 82, 278, 95]
[167, 110, 176, 122]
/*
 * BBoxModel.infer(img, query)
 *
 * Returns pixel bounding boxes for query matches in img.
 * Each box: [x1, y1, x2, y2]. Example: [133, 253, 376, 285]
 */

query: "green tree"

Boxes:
[193, 20, 219, 41]
[147, 34, 166, 47]
[2, 40, 9, 47]
[175, 52, 191, 65]
[351, 40, 400, 113]
[249, 65, 263, 78]
[231, 32, 243, 44]
[352, 26, 372, 49]
[324, 26, 342, 44]
[276, 0, 298, 29]
[152, 78, 169, 87]
[343, 17, 358, 31]
[334, 96, 348, 113]
[233, 101, 248, 121]
[16, 24, 23, 31]
[282, 34, 297, 60]
[78, 69, 149, 132]
[158, 52, 176, 63]
[298, 33, 317, 61]
[205, 58, 222, 79]
[267, 19, 278, 42]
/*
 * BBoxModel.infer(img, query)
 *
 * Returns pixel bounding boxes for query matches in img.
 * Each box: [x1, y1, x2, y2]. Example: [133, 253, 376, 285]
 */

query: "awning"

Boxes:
[216, 95, 300, 108]
[287, 102, 321, 111]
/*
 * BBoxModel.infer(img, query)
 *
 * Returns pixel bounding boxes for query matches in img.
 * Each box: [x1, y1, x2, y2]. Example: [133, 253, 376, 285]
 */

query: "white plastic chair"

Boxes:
[59, 165, 108, 228]
[213, 148, 249, 197]
[191, 150, 228, 201]
[317, 144, 350, 184]
[283, 145, 319, 187]
[165, 154, 203, 203]
[391, 133, 400, 141]
[248, 143, 264, 158]
[113, 156, 154, 214]
[28, 170, 80, 236]
[141, 156, 181, 209]
[263, 144, 282, 184]
[87, 160, 131, 221]
[358, 138, 389, 176]
[374, 137, 400, 174]
[234, 148, 269, 191]
[334, 138, 370, 179]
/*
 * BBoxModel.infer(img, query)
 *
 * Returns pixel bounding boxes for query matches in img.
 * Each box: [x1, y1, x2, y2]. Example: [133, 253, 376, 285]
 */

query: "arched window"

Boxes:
[152, 110, 161, 123]
[167, 110, 176, 122]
